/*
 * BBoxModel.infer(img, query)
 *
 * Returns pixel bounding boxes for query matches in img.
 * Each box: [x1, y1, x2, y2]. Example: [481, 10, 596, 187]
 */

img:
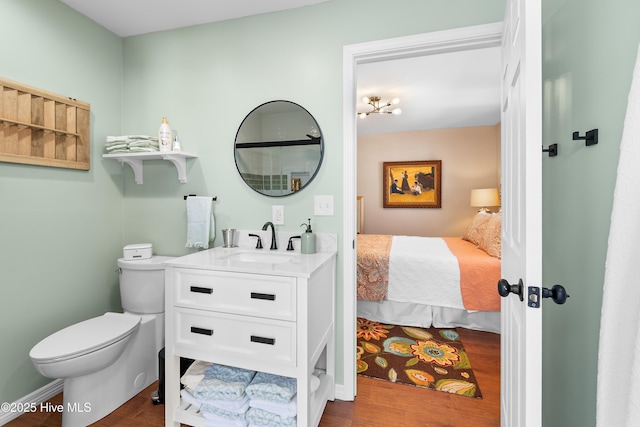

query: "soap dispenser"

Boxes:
[300, 218, 316, 254]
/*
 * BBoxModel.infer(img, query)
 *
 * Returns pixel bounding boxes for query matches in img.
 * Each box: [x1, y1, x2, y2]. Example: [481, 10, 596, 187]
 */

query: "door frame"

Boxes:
[340, 22, 504, 400]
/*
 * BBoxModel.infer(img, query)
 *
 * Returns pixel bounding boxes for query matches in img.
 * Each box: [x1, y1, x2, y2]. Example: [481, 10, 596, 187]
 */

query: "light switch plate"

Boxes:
[314, 195, 334, 216]
[272, 205, 284, 225]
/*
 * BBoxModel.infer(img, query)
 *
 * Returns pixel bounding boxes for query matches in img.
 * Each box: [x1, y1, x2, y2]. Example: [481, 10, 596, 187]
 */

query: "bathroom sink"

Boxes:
[224, 251, 294, 264]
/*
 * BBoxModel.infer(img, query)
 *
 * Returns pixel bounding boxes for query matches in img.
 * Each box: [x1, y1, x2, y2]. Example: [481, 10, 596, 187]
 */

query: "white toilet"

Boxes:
[29, 255, 173, 427]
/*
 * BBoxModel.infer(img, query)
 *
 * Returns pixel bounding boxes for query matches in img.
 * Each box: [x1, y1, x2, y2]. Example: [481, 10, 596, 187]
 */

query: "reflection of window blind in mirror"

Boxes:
[239, 173, 286, 194]
[270, 174, 287, 191]
[357, 196, 364, 234]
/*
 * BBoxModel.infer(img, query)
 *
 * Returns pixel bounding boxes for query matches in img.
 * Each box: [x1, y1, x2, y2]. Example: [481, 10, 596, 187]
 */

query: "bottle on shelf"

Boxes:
[171, 129, 181, 151]
[158, 117, 172, 152]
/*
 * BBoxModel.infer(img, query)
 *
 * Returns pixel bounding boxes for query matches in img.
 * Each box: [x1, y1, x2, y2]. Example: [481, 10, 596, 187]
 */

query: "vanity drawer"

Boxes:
[174, 308, 296, 367]
[173, 268, 296, 321]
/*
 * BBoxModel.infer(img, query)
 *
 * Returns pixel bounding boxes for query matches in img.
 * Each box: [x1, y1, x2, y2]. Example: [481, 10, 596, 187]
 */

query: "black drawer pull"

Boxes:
[190, 286, 213, 294]
[251, 292, 276, 301]
[251, 335, 275, 345]
[190, 326, 213, 336]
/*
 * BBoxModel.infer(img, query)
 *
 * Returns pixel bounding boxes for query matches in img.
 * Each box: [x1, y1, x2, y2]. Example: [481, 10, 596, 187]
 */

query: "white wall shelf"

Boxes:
[103, 151, 197, 184]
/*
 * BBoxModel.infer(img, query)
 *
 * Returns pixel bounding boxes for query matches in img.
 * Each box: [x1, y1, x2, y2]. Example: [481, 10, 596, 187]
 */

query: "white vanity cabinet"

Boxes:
[163, 248, 336, 427]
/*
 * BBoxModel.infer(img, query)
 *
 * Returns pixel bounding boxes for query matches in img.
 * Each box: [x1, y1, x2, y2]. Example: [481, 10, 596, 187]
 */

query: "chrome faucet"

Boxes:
[262, 221, 278, 250]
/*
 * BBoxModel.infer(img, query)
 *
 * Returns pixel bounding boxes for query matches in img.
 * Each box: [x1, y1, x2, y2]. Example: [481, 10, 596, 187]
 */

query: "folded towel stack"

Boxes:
[246, 372, 297, 404]
[180, 361, 322, 427]
[192, 364, 256, 401]
[180, 362, 255, 427]
[104, 135, 159, 153]
[244, 371, 300, 427]
[244, 372, 322, 427]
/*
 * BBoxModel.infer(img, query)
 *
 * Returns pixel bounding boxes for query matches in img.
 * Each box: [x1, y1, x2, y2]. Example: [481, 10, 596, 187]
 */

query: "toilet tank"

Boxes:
[117, 256, 174, 314]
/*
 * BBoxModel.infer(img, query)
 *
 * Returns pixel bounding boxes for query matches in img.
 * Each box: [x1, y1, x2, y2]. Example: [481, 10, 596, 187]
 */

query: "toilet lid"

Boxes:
[117, 256, 174, 270]
[30, 313, 140, 363]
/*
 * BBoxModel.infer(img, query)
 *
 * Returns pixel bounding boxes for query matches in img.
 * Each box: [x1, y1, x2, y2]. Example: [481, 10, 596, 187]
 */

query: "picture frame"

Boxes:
[383, 160, 442, 208]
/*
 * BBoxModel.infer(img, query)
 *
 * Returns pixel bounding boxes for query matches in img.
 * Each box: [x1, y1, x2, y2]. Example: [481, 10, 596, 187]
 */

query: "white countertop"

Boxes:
[163, 246, 337, 278]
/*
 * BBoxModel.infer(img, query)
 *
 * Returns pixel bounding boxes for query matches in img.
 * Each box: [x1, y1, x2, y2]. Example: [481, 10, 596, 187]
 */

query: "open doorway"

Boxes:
[356, 46, 502, 238]
[341, 22, 504, 401]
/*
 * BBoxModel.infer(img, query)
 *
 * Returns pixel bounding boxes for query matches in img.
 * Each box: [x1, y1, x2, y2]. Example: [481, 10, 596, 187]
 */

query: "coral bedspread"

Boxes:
[356, 234, 500, 311]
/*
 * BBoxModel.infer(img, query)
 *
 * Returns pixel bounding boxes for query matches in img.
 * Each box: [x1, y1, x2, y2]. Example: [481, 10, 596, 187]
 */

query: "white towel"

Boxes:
[310, 374, 321, 394]
[180, 389, 202, 410]
[181, 360, 212, 391]
[597, 42, 640, 427]
[201, 399, 250, 419]
[199, 394, 250, 413]
[185, 196, 215, 249]
[181, 388, 251, 415]
[249, 395, 297, 418]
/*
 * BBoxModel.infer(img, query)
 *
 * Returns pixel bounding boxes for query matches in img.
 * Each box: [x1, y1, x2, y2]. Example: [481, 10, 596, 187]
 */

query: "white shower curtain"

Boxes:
[597, 42, 640, 427]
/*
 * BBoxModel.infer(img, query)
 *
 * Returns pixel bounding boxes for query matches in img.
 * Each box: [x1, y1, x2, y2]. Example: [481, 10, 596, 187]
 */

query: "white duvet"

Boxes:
[386, 236, 465, 310]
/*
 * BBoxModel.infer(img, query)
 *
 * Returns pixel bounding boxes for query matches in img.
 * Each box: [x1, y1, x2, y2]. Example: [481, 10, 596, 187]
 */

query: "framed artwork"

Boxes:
[383, 160, 442, 208]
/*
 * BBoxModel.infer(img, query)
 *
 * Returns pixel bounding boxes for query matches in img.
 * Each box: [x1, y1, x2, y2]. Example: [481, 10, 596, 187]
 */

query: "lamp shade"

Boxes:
[470, 188, 500, 208]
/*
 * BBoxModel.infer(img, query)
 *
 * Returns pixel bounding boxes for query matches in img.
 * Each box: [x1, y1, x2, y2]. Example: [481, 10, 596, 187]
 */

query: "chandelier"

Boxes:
[358, 96, 402, 118]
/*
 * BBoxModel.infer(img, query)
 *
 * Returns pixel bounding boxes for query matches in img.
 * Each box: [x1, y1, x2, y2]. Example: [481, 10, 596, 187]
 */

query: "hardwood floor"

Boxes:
[4, 382, 165, 427]
[319, 328, 500, 427]
[6, 328, 499, 427]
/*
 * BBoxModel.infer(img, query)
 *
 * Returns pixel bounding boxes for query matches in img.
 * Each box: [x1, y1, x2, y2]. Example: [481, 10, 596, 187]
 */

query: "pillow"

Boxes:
[479, 214, 501, 258]
[462, 212, 493, 247]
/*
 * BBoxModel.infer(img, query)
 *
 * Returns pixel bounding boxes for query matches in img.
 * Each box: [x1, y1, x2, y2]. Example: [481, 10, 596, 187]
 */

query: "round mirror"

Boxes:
[234, 100, 324, 197]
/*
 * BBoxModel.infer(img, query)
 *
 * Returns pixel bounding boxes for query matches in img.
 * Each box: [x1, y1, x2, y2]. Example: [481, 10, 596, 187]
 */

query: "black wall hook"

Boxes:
[572, 129, 598, 146]
[542, 144, 558, 157]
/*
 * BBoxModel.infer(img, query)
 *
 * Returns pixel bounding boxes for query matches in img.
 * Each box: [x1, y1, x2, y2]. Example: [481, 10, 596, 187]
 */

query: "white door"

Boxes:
[499, 0, 543, 425]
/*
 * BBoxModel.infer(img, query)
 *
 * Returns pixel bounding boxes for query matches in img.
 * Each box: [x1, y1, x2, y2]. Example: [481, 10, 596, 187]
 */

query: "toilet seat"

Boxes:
[30, 312, 140, 364]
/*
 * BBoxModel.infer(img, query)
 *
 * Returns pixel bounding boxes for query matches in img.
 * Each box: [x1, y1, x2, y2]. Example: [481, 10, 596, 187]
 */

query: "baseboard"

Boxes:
[334, 382, 355, 402]
[0, 379, 63, 426]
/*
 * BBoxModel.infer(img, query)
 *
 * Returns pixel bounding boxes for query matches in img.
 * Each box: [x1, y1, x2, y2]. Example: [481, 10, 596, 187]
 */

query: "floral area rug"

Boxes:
[356, 317, 482, 399]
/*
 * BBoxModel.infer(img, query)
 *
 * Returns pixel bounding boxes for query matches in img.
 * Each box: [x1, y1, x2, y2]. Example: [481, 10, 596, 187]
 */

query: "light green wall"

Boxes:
[541, 0, 640, 426]
[0, 0, 124, 403]
[118, 0, 505, 388]
[0, 0, 505, 408]
[6, 1, 635, 426]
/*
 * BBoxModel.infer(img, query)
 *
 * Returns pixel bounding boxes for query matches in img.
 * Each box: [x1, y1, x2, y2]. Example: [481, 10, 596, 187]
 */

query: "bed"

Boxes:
[356, 212, 502, 333]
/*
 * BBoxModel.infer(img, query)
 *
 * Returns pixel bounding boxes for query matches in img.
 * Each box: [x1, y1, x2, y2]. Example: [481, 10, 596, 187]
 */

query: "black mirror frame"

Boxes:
[234, 100, 324, 197]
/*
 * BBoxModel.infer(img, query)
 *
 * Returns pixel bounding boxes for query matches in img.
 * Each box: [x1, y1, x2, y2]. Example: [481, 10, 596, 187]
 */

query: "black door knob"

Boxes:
[541, 284, 569, 304]
[498, 278, 524, 301]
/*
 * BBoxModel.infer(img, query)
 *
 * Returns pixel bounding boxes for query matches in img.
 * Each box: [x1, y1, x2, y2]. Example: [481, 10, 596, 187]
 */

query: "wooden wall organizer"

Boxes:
[0, 77, 90, 170]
